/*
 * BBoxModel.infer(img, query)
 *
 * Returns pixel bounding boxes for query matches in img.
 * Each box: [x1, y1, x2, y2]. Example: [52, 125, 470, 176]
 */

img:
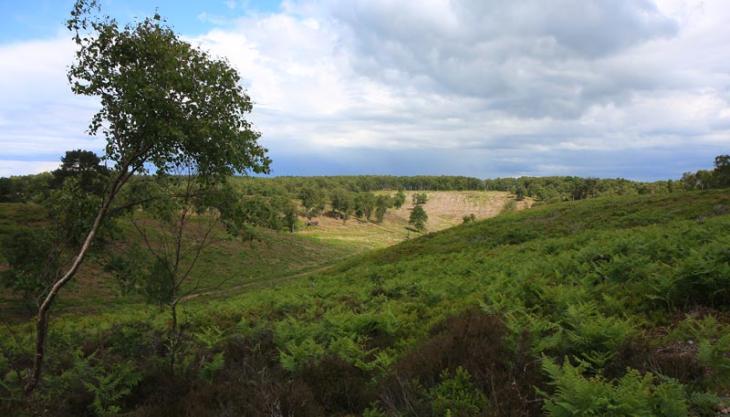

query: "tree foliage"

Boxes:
[375, 195, 393, 223]
[412, 192, 428, 205]
[0, 229, 61, 309]
[299, 186, 326, 219]
[409, 205, 428, 231]
[682, 154, 730, 190]
[393, 190, 406, 208]
[331, 189, 355, 223]
[354, 192, 377, 221]
[50, 149, 109, 195]
[23, 0, 270, 393]
[67, 1, 270, 178]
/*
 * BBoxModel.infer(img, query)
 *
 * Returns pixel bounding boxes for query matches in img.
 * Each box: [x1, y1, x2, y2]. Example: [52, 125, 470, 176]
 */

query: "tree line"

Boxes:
[6, 162, 729, 207]
[487, 176, 680, 202]
[0, 173, 684, 205]
[681, 155, 730, 190]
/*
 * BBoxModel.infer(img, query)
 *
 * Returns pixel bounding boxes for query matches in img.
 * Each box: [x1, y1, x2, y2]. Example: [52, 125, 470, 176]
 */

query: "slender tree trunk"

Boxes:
[24, 169, 130, 394]
[169, 299, 180, 374]
[169, 302, 177, 371]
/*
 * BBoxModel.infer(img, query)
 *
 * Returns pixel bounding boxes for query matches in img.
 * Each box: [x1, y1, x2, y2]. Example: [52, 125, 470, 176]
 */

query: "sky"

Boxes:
[1, 0, 729, 180]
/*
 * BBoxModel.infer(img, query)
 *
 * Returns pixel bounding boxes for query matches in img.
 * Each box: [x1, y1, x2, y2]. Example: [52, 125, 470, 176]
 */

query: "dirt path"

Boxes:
[183, 191, 533, 302]
[180, 262, 339, 303]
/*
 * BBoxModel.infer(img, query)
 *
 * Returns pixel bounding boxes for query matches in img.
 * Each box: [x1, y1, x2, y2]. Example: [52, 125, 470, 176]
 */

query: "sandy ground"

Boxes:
[298, 191, 532, 250]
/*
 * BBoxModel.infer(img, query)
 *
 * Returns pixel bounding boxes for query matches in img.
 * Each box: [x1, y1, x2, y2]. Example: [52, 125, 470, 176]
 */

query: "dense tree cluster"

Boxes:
[681, 155, 730, 190]
[0, 173, 53, 203]
[484, 176, 677, 202]
[264, 175, 485, 193]
[8, 166, 727, 209]
[327, 189, 397, 224]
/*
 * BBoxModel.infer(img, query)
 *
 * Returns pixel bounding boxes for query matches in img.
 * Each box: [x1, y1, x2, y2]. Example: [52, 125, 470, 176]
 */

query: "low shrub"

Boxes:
[541, 358, 688, 417]
[378, 309, 542, 417]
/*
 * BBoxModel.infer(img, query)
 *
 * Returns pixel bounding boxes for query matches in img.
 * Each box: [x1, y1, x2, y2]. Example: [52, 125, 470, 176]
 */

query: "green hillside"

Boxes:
[0, 202, 355, 319]
[2, 190, 730, 416]
[0, 189, 521, 319]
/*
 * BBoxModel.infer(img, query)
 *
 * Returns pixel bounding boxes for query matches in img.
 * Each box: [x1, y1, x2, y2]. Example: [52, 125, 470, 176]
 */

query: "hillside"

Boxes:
[0, 190, 524, 318]
[300, 190, 529, 249]
[0, 203, 354, 318]
[2, 190, 729, 416]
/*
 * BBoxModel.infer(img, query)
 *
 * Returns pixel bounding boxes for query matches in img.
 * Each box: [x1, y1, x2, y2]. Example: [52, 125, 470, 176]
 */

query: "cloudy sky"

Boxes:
[1, 0, 729, 179]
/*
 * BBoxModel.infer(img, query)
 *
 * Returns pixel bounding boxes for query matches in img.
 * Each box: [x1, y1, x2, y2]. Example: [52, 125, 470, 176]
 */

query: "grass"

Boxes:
[3, 190, 729, 416]
[0, 207, 356, 319]
[0, 203, 46, 249]
[2, 190, 518, 317]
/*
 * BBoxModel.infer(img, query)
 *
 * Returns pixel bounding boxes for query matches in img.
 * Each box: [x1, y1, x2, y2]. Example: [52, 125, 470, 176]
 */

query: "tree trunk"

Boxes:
[169, 300, 179, 373]
[24, 169, 130, 394]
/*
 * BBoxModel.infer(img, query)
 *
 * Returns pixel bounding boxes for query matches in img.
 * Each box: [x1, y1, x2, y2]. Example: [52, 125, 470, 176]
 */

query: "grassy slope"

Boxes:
[192, 190, 730, 411]
[1, 190, 524, 316]
[299, 190, 529, 249]
[3, 190, 729, 415]
[0, 204, 355, 317]
[0, 202, 46, 243]
[206, 189, 730, 338]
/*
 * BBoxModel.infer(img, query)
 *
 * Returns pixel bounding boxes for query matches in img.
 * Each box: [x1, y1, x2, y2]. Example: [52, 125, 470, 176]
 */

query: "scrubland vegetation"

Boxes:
[2, 188, 730, 416]
[2, 1, 730, 416]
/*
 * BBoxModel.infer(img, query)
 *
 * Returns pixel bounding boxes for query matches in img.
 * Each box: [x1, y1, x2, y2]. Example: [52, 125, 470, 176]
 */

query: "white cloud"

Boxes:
[0, 160, 59, 177]
[0, 33, 101, 165]
[1, 1, 729, 179]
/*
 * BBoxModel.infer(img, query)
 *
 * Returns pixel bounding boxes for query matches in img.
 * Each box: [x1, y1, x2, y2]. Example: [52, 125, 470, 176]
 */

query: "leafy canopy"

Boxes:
[409, 205, 428, 231]
[67, 0, 270, 177]
[51, 149, 109, 195]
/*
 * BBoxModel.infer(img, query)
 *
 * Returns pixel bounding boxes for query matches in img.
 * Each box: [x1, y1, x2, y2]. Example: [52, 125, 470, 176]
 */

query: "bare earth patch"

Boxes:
[299, 191, 532, 250]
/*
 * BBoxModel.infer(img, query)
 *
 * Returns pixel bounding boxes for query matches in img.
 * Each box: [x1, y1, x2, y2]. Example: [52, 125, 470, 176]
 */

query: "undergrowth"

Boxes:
[1, 190, 729, 416]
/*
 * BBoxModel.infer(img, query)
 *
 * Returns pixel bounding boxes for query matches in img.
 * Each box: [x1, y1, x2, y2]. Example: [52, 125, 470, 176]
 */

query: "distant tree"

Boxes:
[0, 177, 17, 202]
[375, 195, 393, 223]
[3, 173, 54, 203]
[211, 182, 294, 244]
[281, 199, 298, 233]
[714, 154, 730, 187]
[299, 186, 325, 219]
[354, 192, 377, 221]
[515, 186, 526, 201]
[680, 154, 730, 190]
[331, 189, 355, 223]
[698, 170, 715, 189]
[571, 178, 601, 200]
[462, 213, 476, 224]
[50, 149, 109, 194]
[409, 205, 428, 231]
[412, 192, 428, 205]
[682, 170, 714, 190]
[25, 0, 269, 393]
[681, 172, 699, 190]
[393, 190, 406, 208]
